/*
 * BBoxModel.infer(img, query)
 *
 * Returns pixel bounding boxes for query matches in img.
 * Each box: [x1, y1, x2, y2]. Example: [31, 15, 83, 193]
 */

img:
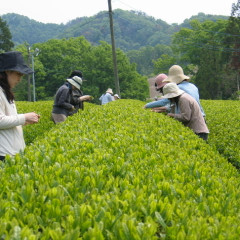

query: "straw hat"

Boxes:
[106, 88, 113, 95]
[162, 83, 185, 99]
[163, 65, 189, 84]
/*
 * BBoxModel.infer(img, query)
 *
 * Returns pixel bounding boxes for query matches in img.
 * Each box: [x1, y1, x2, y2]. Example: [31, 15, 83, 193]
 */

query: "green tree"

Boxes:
[223, 0, 240, 96]
[14, 37, 149, 101]
[172, 19, 230, 99]
[0, 17, 14, 52]
[86, 41, 149, 101]
[153, 54, 176, 74]
[127, 44, 173, 75]
[32, 37, 92, 97]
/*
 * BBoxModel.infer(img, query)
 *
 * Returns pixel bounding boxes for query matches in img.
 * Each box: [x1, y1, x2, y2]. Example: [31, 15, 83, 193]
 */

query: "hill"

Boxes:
[1, 10, 228, 51]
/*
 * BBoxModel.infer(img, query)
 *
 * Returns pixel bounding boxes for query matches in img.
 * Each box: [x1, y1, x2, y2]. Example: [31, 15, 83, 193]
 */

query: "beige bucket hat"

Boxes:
[162, 83, 185, 99]
[106, 88, 113, 95]
[163, 65, 190, 84]
[66, 76, 82, 90]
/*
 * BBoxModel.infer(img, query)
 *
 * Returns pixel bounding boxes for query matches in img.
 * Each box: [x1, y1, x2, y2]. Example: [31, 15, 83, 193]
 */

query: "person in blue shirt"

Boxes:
[162, 65, 205, 117]
[99, 88, 113, 105]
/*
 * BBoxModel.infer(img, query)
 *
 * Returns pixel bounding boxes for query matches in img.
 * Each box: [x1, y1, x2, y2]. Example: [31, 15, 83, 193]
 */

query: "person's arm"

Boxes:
[57, 88, 74, 110]
[0, 94, 25, 129]
[79, 95, 92, 101]
[0, 96, 39, 129]
[71, 90, 81, 104]
[0, 113, 25, 130]
[145, 98, 170, 109]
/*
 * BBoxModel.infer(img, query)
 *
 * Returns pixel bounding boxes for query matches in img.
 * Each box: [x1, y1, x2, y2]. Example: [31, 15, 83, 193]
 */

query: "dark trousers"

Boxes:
[196, 133, 208, 141]
[0, 156, 5, 161]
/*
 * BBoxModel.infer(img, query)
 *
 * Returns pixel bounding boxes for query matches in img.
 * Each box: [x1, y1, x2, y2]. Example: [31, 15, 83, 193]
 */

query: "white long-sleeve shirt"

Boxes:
[0, 87, 26, 156]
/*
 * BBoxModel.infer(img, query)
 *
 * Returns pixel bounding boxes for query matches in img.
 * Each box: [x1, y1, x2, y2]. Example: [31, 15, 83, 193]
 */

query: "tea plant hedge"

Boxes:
[1, 100, 240, 239]
[16, 101, 55, 145]
[202, 100, 240, 167]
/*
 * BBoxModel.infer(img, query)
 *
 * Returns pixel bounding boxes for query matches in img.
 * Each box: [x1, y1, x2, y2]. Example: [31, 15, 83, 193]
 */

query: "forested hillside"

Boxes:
[1, 10, 228, 51]
[1, 14, 64, 45]
[1, 9, 237, 101]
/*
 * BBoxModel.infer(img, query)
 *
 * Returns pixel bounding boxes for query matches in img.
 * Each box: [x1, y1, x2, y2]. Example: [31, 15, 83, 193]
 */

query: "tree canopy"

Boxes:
[0, 17, 14, 52]
[14, 37, 149, 102]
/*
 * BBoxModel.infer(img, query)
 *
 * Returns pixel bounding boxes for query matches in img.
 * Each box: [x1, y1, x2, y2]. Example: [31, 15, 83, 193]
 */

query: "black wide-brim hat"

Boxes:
[0, 51, 33, 75]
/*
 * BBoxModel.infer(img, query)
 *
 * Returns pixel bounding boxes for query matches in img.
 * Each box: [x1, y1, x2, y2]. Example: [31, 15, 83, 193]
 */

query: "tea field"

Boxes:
[0, 99, 239, 239]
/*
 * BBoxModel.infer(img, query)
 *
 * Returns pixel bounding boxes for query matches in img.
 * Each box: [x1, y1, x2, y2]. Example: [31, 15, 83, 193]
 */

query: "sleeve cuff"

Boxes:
[18, 114, 26, 125]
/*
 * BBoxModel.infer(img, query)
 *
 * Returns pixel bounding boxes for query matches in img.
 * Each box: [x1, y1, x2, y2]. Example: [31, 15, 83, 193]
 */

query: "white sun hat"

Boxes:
[162, 83, 185, 98]
[66, 76, 82, 90]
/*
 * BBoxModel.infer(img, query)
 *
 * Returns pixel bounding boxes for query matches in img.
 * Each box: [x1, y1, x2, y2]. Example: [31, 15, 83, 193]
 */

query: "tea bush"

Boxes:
[1, 100, 240, 239]
[16, 101, 55, 145]
[202, 100, 240, 167]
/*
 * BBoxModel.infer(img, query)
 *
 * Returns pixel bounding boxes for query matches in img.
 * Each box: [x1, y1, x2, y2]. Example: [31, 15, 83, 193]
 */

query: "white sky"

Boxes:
[0, 0, 235, 25]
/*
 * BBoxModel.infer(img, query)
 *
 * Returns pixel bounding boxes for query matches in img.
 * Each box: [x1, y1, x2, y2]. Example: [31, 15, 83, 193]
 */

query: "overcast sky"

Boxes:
[0, 0, 235, 25]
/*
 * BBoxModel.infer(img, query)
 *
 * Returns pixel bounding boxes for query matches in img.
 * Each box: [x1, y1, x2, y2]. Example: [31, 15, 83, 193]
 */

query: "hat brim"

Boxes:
[1, 65, 33, 75]
[162, 90, 184, 99]
[163, 75, 190, 84]
[156, 82, 167, 89]
[67, 79, 81, 90]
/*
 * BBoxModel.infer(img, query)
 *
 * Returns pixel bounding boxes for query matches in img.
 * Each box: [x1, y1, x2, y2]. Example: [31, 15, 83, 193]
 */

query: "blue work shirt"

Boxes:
[99, 93, 113, 105]
[145, 98, 171, 110]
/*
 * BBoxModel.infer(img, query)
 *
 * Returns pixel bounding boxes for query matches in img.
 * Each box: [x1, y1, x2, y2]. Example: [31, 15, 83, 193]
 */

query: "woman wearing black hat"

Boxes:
[0, 51, 40, 161]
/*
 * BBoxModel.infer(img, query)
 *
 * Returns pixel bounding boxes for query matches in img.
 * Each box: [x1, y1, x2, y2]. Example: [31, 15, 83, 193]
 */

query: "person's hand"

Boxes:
[151, 106, 167, 113]
[79, 95, 93, 101]
[24, 112, 40, 125]
[70, 106, 75, 111]
[167, 113, 175, 118]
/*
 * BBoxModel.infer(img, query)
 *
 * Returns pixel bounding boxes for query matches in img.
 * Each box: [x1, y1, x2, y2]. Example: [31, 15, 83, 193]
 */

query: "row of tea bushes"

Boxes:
[17, 100, 240, 169]
[202, 100, 240, 167]
[1, 100, 240, 239]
